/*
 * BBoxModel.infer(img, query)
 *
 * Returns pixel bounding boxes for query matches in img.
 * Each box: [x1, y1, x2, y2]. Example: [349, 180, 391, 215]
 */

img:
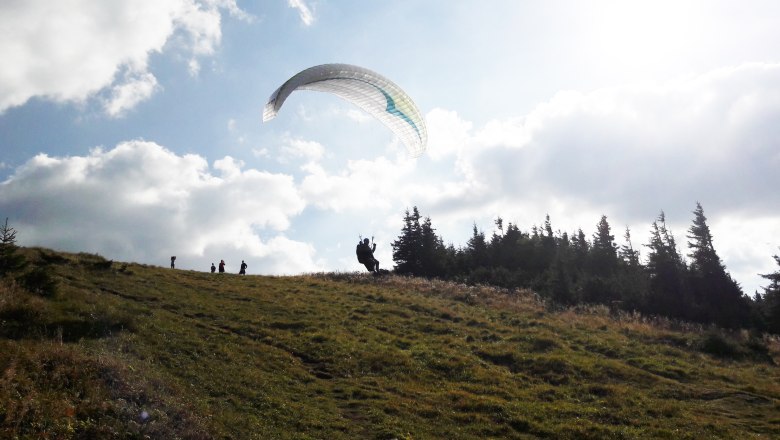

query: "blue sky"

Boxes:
[1, 0, 779, 294]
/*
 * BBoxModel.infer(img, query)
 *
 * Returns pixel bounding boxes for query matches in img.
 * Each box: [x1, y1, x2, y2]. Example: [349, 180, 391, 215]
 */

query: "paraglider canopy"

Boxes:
[263, 63, 427, 157]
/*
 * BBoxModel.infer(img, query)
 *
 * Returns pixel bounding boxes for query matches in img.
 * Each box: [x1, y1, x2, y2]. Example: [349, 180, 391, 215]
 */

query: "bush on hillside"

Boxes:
[697, 330, 773, 363]
[21, 267, 58, 298]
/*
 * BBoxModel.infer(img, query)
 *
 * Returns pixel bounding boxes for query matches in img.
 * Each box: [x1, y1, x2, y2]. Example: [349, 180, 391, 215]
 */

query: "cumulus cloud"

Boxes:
[104, 72, 160, 117]
[0, 0, 250, 115]
[426, 63, 780, 218]
[299, 156, 417, 212]
[0, 141, 319, 274]
[417, 62, 780, 294]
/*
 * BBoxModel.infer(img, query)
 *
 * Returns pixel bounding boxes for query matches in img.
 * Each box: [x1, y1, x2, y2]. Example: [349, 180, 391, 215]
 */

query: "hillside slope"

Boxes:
[2, 249, 780, 439]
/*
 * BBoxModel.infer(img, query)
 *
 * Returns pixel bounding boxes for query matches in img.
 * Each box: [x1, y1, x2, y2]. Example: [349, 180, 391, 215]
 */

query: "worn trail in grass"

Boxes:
[2, 251, 780, 439]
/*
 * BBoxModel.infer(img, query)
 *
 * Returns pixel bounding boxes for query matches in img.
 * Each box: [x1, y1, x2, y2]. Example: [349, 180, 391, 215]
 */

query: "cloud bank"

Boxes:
[0, 0, 250, 116]
[0, 141, 318, 274]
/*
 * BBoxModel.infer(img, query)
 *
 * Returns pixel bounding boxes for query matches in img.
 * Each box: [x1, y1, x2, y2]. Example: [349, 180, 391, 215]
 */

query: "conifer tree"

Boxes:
[759, 252, 780, 334]
[613, 226, 649, 311]
[392, 207, 422, 274]
[686, 202, 747, 327]
[546, 231, 576, 304]
[619, 226, 641, 267]
[687, 203, 721, 274]
[590, 215, 619, 276]
[645, 212, 690, 319]
[465, 223, 488, 270]
[538, 214, 557, 270]
[392, 208, 448, 278]
[499, 222, 524, 270]
[0, 217, 27, 277]
[419, 216, 446, 277]
[571, 228, 589, 272]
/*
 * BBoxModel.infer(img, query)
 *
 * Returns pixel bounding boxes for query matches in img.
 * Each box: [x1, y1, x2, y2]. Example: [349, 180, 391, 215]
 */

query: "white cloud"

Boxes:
[288, 0, 315, 26]
[104, 72, 160, 117]
[299, 156, 416, 212]
[425, 108, 472, 160]
[0, 140, 319, 274]
[279, 137, 325, 163]
[0, 0, 251, 115]
[408, 63, 780, 295]
[345, 108, 372, 123]
[429, 63, 780, 220]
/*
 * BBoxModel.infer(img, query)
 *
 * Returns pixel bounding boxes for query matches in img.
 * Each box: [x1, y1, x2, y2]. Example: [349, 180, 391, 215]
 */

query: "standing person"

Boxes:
[210, 263, 216, 273]
[356, 237, 379, 272]
[170, 256, 176, 269]
[218, 260, 225, 273]
[239, 260, 248, 275]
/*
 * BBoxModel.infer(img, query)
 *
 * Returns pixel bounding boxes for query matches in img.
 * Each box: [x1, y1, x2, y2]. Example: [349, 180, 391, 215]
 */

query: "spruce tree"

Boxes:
[571, 228, 589, 272]
[687, 203, 721, 274]
[615, 226, 649, 310]
[578, 215, 621, 304]
[590, 215, 619, 276]
[645, 212, 690, 319]
[0, 218, 27, 277]
[546, 231, 576, 305]
[465, 223, 488, 270]
[686, 203, 748, 328]
[392, 207, 422, 275]
[419, 216, 446, 277]
[619, 226, 641, 267]
[759, 253, 780, 334]
[539, 214, 557, 271]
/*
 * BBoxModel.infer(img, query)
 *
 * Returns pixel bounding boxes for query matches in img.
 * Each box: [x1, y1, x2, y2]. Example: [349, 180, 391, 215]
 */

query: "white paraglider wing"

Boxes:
[263, 64, 427, 157]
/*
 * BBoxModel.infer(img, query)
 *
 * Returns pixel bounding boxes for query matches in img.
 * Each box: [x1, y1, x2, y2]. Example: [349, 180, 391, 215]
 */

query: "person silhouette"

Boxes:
[210, 262, 216, 273]
[218, 260, 225, 273]
[356, 238, 379, 272]
[239, 260, 247, 275]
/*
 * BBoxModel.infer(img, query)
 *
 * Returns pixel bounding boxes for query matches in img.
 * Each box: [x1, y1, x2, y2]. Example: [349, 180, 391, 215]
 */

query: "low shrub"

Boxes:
[20, 267, 58, 298]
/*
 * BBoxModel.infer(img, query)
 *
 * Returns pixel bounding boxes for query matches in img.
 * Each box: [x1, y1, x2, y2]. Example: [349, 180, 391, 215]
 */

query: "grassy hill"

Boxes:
[2, 248, 780, 439]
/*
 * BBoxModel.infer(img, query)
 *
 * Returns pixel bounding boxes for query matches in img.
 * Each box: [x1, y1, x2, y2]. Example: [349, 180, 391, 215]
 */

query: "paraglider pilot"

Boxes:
[356, 237, 379, 273]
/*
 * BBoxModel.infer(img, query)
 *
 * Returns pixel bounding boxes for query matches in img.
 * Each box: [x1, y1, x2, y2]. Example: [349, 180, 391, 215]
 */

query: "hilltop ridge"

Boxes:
[1, 248, 779, 439]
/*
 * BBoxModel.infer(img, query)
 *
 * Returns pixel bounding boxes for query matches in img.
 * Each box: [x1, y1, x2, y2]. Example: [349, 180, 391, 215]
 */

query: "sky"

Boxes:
[1, 0, 779, 294]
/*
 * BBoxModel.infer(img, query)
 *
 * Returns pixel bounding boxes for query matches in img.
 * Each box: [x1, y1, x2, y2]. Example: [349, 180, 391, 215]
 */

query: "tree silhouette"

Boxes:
[0, 217, 27, 277]
[389, 205, 769, 330]
[419, 216, 447, 277]
[392, 207, 422, 275]
[686, 202, 748, 328]
[759, 252, 780, 334]
[619, 226, 641, 267]
[590, 215, 619, 276]
[645, 212, 690, 319]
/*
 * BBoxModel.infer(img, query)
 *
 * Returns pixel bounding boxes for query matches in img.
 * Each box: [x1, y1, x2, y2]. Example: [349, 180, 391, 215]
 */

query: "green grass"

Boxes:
[2, 248, 780, 439]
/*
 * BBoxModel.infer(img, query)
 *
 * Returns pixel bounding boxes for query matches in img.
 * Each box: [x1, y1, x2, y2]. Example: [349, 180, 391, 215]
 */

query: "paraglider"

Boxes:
[262, 63, 427, 157]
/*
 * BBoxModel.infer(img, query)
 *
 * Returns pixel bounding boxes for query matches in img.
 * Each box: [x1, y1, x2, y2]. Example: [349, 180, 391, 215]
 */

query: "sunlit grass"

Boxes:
[2, 249, 779, 438]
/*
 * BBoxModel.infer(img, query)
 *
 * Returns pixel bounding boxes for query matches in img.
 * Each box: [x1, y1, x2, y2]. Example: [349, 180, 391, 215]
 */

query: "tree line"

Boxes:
[391, 204, 780, 333]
